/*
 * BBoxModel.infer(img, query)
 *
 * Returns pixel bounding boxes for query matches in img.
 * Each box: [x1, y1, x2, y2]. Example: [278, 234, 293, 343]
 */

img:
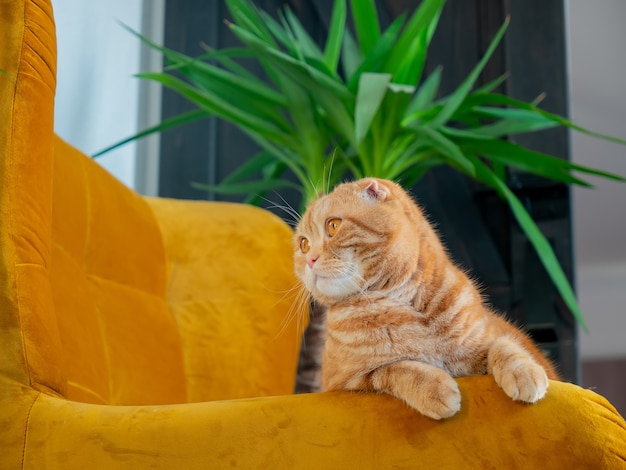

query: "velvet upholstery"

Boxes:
[1, 0, 626, 468]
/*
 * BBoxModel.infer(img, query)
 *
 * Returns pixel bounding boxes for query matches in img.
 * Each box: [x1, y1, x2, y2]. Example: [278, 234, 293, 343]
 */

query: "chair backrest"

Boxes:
[1, 0, 187, 405]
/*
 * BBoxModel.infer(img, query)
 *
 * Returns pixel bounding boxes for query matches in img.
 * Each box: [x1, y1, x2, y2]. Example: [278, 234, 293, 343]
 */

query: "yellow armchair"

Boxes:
[1, 0, 625, 468]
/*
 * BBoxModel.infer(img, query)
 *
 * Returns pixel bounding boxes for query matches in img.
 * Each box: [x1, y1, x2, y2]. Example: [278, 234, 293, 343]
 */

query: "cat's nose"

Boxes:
[306, 255, 318, 269]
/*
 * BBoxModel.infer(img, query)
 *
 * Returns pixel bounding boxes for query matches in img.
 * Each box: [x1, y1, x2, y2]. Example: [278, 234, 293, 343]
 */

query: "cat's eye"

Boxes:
[326, 218, 342, 237]
[299, 237, 310, 253]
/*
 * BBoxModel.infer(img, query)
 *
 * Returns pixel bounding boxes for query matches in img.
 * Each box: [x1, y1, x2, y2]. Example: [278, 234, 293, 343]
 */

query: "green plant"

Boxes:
[99, 0, 626, 329]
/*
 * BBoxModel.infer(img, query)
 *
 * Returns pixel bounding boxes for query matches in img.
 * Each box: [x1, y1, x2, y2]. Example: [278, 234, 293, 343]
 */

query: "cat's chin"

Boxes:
[306, 273, 360, 303]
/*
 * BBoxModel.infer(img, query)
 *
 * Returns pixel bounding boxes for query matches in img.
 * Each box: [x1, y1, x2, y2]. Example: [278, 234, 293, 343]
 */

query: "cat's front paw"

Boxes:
[408, 373, 461, 420]
[489, 337, 549, 403]
[495, 361, 549, 403]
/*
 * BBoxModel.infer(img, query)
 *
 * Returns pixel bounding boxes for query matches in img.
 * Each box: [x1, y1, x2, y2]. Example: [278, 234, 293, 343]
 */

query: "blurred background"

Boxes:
[566, 0, 626, 415]
[52, 0, 626, 413]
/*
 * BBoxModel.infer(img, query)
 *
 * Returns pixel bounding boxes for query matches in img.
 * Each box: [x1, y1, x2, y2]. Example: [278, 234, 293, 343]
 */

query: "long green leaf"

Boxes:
[398, 158, 446, 187]
[323, 0, 346, 73]
[371, 83, 416, 174]
[182, 69, 292, 133]
[220, 150, 278, 185]
[473, 72, 509, 94]
[248, 160, 290, 205]
[283, 7, 326, 64]
[172, 60, 293, 134]
[124, 23, 286, 128]
[466, 155, 587, 330]
[384, 138, 437, 177]
[459, 138, 626, 184]
[138, 72, 295, 148]
[120, 22, 193, 70]
[346, 14, 405, 92]
[192, 178, 301, 196]
[456, 134, 590, 186]
[413, 127, 475, 175]
[403, 67, 442, 125]
[447, 105, 562, 138]
[225, 0, 276, 45]
[196, 46, 261, 81]
[272, 67, 326, 176]
[257, 9, 295, 52]
[458, 118, 558, 138]
[472, 106, 559, 123]
[355, 73, 392, 143]
[232, 23, 356, 153]
[391, 3, 441, 85]
[217, 151, 290, 206]
[179, 59, 286, 106]
[383, 0, 445, 80]
[243, 130, 305, 177]
[349, 0, 380, 56]
[341, 28, 362, 81]
[393, 24, 429, 85]
[92, 109, 208, 157]
[229, 40, 356, 147]
[428, 18, 509, 128]
[228, 22, 353, 102]
[225, 12, 324, 168]
[461, 92, 626, 146]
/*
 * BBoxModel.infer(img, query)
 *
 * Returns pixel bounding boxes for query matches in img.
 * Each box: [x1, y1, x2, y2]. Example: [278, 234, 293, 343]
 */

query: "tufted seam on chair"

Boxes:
[93, 300, 113, 403]
[50, 239, 175, 299]
[79, 145, 92, 277]
[79, 146, 112, 402]
[21, 43, 54, 92]
[20, 389, 41, 469]
[49, 237, 109, 401]
[22, 0, 55, 92]
[66, 380, 108, 404]
[86, 273, 168, 298]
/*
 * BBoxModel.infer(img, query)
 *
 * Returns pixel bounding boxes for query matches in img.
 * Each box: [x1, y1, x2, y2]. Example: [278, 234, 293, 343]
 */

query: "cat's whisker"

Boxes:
[294, 287, 314, 352]
[273, 280, 310, 343]
[321, 264, 373, 305]
[263, 278, 307, 334]
[324, 250, 373, 303]
[264, 278, 303, 298]
[261, 194, 302, 227]
[274, 192, 303, 222]
[348, 272, 372, 303]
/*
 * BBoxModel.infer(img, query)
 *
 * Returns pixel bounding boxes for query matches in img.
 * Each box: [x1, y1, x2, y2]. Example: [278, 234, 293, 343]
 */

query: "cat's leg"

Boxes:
[369, 360, 461, 420]
[487, 336, 549, 403]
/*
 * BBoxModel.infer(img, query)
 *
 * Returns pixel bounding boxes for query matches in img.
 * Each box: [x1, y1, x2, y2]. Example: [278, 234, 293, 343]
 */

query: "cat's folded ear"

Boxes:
[360, 178, 390, 203]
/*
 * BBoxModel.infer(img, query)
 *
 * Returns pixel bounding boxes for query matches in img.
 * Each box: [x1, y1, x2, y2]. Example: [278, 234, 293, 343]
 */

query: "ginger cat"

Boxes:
[293, 178, 558, 420]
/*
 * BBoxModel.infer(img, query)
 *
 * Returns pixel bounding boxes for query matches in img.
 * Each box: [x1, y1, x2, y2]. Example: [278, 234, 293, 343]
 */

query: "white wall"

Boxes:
[567, 0, 626, 359]
[53, 0, 143, 189]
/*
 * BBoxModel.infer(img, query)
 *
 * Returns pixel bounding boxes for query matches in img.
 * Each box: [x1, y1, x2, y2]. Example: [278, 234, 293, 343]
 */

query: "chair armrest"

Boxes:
[20, 376, 626, 469]
[144, 198, 306, 402]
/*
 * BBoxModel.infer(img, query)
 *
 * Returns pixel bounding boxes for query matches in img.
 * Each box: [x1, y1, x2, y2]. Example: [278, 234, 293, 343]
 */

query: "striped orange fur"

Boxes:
[294, 178, 559, 420]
